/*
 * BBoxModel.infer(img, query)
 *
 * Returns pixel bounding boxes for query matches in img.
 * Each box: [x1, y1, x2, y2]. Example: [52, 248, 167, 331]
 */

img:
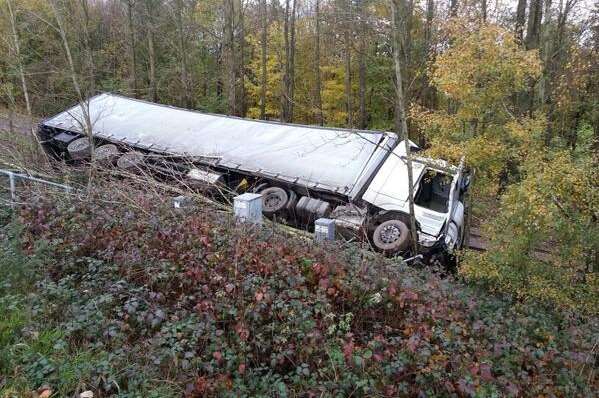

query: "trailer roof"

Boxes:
[42, 93, 397, 196]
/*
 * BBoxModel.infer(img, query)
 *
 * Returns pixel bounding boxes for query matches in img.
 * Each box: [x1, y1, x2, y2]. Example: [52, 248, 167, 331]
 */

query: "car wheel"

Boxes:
[372, 219, 410, 253]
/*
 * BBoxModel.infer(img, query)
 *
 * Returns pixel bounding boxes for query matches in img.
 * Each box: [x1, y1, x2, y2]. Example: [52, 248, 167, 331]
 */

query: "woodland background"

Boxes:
[0, 0, 598, 311]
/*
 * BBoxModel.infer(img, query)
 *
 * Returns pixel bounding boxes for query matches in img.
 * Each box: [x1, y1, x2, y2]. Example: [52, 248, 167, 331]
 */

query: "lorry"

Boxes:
[38, 93, 470, 258]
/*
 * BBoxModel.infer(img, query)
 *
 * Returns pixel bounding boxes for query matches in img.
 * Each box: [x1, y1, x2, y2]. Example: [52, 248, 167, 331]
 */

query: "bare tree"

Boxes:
[314, 0, 323, 125]
[123, 0, 138, 96]
[48, 0, 96, 187]
[144, 0, 158, 102]
[174, 0, 192, 108]
[344, 0, 353, 128]
[239, 0, 247, 116]
[6, 0, 34, 142]
[357, 0, 367, 129]
[289, 0, 296, 121]
[78, 0, 95, 94]
[390, 0, 418, 253]
[260, 0, 268, 119]
[282, 0, 296, 122]
[225, 0, 237, 115]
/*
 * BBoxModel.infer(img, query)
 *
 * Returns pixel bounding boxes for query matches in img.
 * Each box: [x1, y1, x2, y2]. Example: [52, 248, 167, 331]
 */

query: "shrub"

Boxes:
[1, 185, 597, 397]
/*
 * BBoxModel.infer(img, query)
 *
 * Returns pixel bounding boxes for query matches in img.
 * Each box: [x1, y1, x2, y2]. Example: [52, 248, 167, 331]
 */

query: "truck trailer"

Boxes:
[38, 93, 470, 258]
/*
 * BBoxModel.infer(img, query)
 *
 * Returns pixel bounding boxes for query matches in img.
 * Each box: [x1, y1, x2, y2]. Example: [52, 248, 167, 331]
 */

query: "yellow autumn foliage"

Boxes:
[461, 151, 599, 314]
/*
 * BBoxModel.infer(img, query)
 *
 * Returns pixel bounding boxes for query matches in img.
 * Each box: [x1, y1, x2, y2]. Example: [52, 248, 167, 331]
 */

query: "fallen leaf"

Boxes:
[39, 389, 52, 398]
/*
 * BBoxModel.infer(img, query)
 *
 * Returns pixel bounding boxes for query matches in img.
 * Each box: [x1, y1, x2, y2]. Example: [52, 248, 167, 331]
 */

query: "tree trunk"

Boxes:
[6, 0, 43, 155]
[450, 0, 458, 16]
[390, 0, 418, 253]
[239, 1, 246, 116]
[515, 0, 527, 43]
[225, 0, 236, 115]
[49, 0, 95, 186]
[358, 0, 367, 129]
[420, 0, 436, 144]
[79, 0, 95, 94]
[126, 0, 138, 96]
[344, 0, 352, 128]
[145, 0, 157, 102]
[481, 0, 487, 21]
[403, 0, 414, 70]
[147, 27, 157, 101]
[175, 0, 192, 108]
[260, 0, 267, 119]
[282, 0, 290, 121]
[314, 0, 323, 125]
[540, 0, 553, 145]
[7, 0, 32, 117]
[289, 0, 296, 121]
[525, 0, 543, 49]
[282, 0, 295, 122]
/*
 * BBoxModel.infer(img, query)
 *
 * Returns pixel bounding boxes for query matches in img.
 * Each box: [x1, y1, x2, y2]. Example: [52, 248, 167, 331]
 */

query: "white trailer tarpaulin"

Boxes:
[42, 93, 397, 197]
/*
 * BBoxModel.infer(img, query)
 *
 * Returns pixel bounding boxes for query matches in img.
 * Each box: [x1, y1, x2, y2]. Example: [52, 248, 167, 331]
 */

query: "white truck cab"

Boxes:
[362, 143, 467, 255]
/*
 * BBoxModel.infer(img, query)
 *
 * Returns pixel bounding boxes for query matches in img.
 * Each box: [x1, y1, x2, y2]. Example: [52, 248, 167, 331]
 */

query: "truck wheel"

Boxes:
[372, 219, 409, 253]
[117, 151, 145, 172]
[94, 144, 120, 166]
[285, 190, 298, 214]
[67, 137, 92, 160]
[260, 186, 289, 216]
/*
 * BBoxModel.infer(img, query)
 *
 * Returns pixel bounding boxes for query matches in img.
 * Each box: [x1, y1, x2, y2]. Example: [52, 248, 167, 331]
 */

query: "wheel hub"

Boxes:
[380, 224, 401, 244]
[264, 194, 283, 210]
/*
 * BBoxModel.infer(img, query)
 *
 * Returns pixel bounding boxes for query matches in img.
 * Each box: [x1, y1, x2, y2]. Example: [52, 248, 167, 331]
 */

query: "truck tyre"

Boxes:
[94, 144, 120, 166]
[117, 151, 145, 172]
[285, 190, 298, 214]
[372, 219, 410, 253]
[260, 186, 289, 216]
[67, 137, 92, 160]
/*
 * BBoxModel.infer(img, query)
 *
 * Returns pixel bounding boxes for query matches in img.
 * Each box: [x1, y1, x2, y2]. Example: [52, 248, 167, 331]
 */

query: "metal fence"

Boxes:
[0, 168, 72, 207]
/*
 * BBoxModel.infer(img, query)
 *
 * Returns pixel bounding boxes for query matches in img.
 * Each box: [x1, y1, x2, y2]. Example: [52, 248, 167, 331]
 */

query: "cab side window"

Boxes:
[415, 170, 451, 213]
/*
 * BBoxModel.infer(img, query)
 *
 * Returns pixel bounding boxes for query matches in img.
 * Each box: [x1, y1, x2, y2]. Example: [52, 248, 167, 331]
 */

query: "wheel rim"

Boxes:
[379, 224, 401, 244]
[68, 138, 89, 151]
[264, 193, 284, 211]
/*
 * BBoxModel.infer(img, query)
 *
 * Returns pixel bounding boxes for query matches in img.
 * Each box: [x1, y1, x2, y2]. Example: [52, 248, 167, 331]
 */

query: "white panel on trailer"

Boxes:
[42, 93, 397, 198]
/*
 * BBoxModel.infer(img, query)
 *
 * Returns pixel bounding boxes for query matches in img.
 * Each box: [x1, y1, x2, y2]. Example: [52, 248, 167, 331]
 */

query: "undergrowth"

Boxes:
[0, 187, 597, 397]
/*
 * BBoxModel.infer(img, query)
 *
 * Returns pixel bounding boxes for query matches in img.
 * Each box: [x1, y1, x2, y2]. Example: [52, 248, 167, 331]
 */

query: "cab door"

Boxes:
[444, 157, 465, 249]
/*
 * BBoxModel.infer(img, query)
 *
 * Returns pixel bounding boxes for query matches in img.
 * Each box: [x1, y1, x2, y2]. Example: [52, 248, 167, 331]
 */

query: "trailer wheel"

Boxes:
[67, 137, 92, 160]
[285, 190, 298, 214]
[372, 219, 409, 254]
[260, 186, 289, 216]
[117, 151, 145, 172]
[95, 144, 120, 166]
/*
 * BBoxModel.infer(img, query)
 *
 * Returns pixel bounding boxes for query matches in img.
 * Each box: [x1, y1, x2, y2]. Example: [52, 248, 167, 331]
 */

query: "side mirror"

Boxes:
[460, 175, 471, 193]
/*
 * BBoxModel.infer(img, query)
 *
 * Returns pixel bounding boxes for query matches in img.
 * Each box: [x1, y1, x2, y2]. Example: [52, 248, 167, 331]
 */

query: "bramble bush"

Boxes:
[1, 185, 598, 397]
